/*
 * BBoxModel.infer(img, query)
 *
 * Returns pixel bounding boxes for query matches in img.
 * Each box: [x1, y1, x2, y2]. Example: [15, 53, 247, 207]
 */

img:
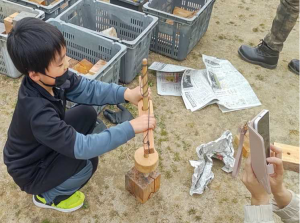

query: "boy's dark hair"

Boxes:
[7, 17, 66, 76]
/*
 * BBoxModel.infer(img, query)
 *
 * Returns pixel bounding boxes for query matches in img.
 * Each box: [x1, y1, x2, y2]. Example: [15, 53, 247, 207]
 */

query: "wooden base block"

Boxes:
[125, 167, 161, 204]
[274, 142, 299, 173]
[234, 133, 250, 158]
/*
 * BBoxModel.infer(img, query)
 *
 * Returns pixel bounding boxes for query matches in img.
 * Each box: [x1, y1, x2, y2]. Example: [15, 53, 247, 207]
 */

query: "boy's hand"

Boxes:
[242, 156, 270, 205]
[129, 114, 156, 134]
[124, 86, 152, 106]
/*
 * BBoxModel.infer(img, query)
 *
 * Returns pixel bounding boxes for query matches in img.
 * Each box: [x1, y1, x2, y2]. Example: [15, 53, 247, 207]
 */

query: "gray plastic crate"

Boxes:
[143, 0, 215, 61]
[0, 0, 45, 78]
[8, 0, 77, 20]
[57, 0, 158, 84]
[110, 0, 148, 12]
[47, 19, 127, 114]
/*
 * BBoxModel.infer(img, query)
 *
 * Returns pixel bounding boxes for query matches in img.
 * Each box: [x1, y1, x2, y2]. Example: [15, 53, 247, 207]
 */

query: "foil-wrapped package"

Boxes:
[189, 130, 235, 195]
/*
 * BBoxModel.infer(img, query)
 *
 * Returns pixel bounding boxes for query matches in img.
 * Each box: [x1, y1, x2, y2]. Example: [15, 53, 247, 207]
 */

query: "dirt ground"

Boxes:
[0, 0, 299, 222]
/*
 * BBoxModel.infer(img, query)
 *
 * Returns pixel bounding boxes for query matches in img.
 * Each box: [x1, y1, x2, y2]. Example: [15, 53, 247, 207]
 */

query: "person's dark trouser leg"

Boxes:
[238, 0, 299, 68]
[64, 105, 99, 177]
[41, 106, 99, 204]
[64, 105, 97, 135]
[264, 0, 299, 52]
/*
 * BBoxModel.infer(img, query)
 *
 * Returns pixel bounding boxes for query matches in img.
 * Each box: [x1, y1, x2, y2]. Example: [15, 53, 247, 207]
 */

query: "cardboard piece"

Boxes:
[89, 59, 107, 75]
[274, 142, 299, 173]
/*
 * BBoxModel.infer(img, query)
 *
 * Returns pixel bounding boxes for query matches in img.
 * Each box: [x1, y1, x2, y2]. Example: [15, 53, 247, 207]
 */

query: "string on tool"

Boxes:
[140, 70, 151, 154]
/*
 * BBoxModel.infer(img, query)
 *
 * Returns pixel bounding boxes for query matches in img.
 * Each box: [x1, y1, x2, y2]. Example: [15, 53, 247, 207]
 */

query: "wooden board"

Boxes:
[28, 0, 46, 5]
[73, 63, 89, 74]
[68, 58, 79, 68]
[125, 167, 161, 204]
[173, 7, 199, 18]
[50, 0, 60, 5]
[89, 59, 107, 75]
[233, 132, 250, 158]
[4, 12, 19, 34]
[274, 142, 299, 173]
[72, 59, 93, 74]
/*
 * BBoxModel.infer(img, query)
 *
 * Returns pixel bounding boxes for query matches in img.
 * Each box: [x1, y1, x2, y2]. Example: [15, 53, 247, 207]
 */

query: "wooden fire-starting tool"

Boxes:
[125, 59, 161, 203]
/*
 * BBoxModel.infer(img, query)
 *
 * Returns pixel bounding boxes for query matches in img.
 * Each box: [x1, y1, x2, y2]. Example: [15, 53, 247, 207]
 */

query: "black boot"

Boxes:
[238, 40, 279, 69]
[288, 59, 299, 75]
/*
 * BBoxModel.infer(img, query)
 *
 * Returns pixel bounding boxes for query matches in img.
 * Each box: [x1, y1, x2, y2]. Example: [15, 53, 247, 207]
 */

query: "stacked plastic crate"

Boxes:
[110, 0, 148, 12]
[7, 0, 77, 20]
[57, 0, 158, 84]
[143, 0, 216, 60]
[47, 19, 127, 113]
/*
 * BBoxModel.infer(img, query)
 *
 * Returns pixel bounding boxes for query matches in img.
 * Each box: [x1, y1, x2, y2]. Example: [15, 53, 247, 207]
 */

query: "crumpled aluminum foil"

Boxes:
[189, 130, 235, 195]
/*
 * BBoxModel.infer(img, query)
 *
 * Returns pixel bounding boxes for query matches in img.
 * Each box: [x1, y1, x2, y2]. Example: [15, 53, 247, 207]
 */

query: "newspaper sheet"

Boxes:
[150, 62, 190, 96]
[149, 62, 189, 73]
[156, 72, 182, 96]
[150, 57, 261, 112]
[181, 69, 218, 111]
[202, 54, 261, 112]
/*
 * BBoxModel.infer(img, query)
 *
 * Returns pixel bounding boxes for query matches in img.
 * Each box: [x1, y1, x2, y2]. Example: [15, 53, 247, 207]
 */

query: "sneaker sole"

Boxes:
[238, 49, 277, 69]
[33, 196, 83, 213]
[288, 63, 299, 75]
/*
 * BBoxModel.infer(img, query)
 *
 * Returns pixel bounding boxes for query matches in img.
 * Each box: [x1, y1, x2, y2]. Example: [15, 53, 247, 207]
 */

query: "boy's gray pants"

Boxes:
[264, 0, 299, 52]
[42, 160, 93, 204]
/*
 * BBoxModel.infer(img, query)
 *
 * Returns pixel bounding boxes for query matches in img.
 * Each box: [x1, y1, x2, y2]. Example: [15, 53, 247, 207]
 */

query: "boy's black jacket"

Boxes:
[3, 72, 86, 194]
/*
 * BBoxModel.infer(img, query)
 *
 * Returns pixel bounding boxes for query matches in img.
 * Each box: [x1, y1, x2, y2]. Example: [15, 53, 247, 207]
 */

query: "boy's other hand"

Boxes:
[267, 145, 292, 209]
[242, 156, 270, 205]
[124, 86, 152, 106]
[267, 145, 284, 195]
[129, 114, 156, 134]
